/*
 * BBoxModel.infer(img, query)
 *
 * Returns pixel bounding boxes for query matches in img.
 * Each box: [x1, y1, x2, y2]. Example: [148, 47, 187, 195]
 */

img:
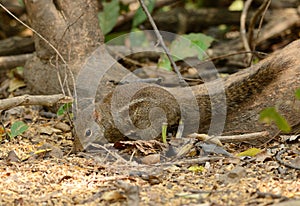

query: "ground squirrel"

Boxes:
[73, 40, 300, 150]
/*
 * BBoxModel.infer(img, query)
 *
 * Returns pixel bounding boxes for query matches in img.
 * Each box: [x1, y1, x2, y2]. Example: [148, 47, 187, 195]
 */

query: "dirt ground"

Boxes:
[0, 105, 299, 206]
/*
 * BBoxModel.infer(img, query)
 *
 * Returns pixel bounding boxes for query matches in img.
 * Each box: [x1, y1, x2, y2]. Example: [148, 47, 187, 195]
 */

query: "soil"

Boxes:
[0, 104, 299, 205]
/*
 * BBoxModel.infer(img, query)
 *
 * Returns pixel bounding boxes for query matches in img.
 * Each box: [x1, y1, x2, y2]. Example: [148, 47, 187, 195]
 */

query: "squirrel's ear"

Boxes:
[93, 110, 102, 122]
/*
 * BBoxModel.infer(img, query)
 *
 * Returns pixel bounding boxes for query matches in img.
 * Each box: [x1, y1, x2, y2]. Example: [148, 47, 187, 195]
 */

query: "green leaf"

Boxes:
[188, 165, 205, 173]
[229, 0, 244, 11]
[161, 122, 168, 144]
[98, 0, 120, 35]
[185, 33, 214, 52]
[18, 0, 24, 7]
[295, 88, 300, 100]
[172, 33, 214, 60]
[105, 31, 127, 44]
[158, 33, 214, 70]
[57, 102, 72, 116]
[259, 107, 291, 133]
[129, 28, 150, 47]
[132, 0, 156, 28]
[9, 121, 28, 139]
[157, 54, 172, 71]
[237, 148, 262, 157]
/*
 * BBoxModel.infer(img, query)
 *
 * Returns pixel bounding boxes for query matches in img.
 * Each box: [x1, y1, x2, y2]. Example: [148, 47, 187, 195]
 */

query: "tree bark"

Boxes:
[23, 0, 103, 94]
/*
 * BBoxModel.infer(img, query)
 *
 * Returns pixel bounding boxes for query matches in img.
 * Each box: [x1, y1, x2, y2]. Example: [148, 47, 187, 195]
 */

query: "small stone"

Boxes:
[54, 122, 71, 132]
[140, 154, 160, 165]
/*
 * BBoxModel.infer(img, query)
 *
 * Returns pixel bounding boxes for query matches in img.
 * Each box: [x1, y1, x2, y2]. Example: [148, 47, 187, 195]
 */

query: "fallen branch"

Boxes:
[217, 131, 270, 143]
[162, 156, 224, 166]
[0, 94, 72, 110]
[0, 54, 33, 70]
[0, 36, 34, 56]
[187, 131, 269, 144]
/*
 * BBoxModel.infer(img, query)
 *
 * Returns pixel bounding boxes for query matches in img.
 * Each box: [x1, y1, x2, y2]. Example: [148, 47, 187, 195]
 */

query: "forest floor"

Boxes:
[0, 102, 299, 206]
[0, 3, 299, 204]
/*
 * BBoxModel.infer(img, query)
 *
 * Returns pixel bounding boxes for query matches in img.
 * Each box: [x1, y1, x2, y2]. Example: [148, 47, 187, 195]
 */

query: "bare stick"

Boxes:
[138, 0, 184, 84]
[252, 0, 271, 50]
[0, 94, 72, 111]
[240, 0, 253, 65]
[89, 143, 128, 163]
[201, 50, 268, 64]
[217, 131, 270, 143]
[188, 131, 269, 144]
[159, 156, 224, 166]
[248, 0, 271, 50]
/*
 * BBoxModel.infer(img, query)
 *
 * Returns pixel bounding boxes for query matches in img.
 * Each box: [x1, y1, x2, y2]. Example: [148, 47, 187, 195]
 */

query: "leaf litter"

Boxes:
[0, 105, 299, 205]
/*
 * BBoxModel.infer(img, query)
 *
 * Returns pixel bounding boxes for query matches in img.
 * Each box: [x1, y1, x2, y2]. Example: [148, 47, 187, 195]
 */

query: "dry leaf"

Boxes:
[6, 150, 21, 163]
[187, 133, 223, 146]
[101, 190, 125, 202]
[8, 78, 26, 92]
[54, 122, 71, 132]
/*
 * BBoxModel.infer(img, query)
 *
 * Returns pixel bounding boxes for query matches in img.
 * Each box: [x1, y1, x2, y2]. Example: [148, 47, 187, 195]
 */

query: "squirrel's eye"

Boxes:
[85, 129, 92, 137]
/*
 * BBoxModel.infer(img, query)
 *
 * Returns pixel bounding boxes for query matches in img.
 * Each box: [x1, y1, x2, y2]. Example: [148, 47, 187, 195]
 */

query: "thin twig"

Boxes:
[49, 55, 66, 97]
[192, 50, 268, 72]
[158, 156, 224, 166]
[89, 143, 128, 163]
[252, 0, 271, 51]
[137, 0, 184, 84]
[203, 50, 268, 63]
[129, 150, 136, 162]
[248, 0, 271, 50]
[188, 131, 270, 144]
[275, 149, 300, 170]
[112, 50, 146, 67]
[240, 0, 253, 65]
[57, 13, 85, 100]
[216, 131, 270, 143]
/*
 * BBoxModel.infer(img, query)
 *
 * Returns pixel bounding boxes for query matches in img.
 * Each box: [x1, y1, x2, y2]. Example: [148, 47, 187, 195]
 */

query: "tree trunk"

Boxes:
[24, 0, 103, 94]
